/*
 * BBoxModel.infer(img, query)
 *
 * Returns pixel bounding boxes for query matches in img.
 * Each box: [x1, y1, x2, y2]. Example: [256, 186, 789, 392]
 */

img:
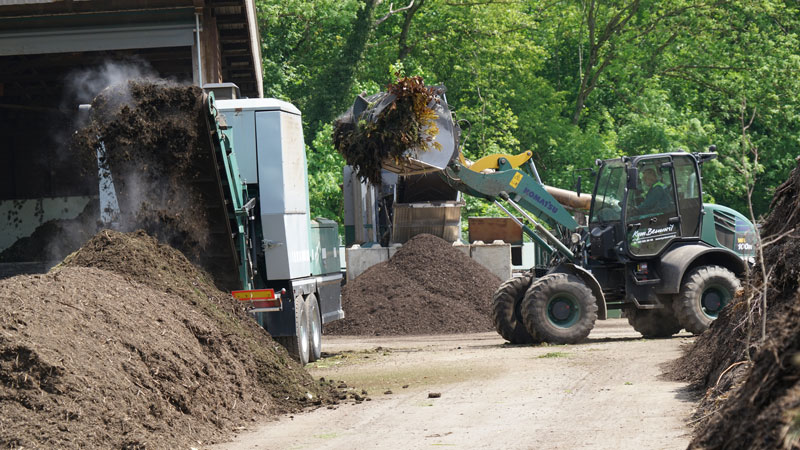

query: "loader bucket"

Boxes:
[342, 87, 460, 177]
[380, 92, 460, 175]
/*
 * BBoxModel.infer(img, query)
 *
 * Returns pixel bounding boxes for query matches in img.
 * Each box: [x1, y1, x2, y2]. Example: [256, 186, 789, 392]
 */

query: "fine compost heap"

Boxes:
[0, 81, 355, 449]
[668, 157, 800, 449]
[0, 230, 339, 449]
[326, 234, 503, 335]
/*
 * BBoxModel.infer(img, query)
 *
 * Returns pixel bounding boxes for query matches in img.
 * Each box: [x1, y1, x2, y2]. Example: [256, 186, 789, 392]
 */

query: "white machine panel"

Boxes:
[262, 213, 311, 280]
[255, 111, 308, 214]
[215, 98, 311, 280]
[216, 107, 258, 183]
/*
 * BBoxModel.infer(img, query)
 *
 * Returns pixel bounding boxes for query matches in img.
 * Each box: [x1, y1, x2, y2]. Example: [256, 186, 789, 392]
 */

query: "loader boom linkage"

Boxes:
[444, 156, 579, 261]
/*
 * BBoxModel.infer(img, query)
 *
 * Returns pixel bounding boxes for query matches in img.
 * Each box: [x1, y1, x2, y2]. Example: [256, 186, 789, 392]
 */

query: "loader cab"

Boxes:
[589, 153, 703, 261]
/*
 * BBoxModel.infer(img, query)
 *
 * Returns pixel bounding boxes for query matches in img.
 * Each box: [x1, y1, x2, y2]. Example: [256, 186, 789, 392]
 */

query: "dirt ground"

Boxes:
[214, 319, 695, 450]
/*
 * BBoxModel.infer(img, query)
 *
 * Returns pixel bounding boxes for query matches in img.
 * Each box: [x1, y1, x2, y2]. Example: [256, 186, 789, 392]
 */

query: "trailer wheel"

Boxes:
[492, 273, 538, 344]
[521, 273, 597, 344]
[626, 306, 682, 338]
[673, 265, 740, 335]
[275, 295, 310, 365]
[306, 293, 322, 362]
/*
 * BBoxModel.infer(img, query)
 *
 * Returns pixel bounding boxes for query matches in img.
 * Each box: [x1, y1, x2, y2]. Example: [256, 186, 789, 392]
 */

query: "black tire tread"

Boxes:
[274, 336, 301, 361]
[626, 306, 682, 338]
[521, 273, 598, 345]
[274, 296, 310, 365]
[673, 265, 740, 335]
[307, 294, 322, 362]
[492, 273, 538, 344]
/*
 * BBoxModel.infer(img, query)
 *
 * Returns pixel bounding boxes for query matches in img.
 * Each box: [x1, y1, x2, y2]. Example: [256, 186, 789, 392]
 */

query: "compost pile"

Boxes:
[0, 230, 336, 449]
[668, 158, 800, 449]
[333, 76, 443, 185]
[326, 234, 502, 335]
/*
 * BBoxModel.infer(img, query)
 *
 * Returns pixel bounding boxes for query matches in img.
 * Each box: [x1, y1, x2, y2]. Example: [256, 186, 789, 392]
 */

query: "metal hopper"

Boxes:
[347, 87, 461, 176]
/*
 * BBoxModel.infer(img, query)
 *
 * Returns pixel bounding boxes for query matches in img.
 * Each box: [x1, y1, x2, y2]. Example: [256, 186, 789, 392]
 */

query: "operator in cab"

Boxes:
[637, 168, 669, 213]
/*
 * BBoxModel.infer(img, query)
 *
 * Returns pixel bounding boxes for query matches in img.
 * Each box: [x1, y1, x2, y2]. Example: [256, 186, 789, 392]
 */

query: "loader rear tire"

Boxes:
[492, 273, 538, 344]
[275, 295, 310, 365]
[626, 306, 682, 338]
[673, 265, 739, 335]
[306, 293, 322, 362]
[521, 273, 597, 345]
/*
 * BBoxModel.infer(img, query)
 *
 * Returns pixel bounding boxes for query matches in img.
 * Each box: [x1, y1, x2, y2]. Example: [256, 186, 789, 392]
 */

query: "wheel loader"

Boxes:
[343, 89, 757, 344]
[462, 150, 755, 344]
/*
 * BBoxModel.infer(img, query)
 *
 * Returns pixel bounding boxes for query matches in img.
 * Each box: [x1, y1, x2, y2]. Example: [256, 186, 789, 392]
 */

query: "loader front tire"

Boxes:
[673, 265, 739, 335]
[275, 295, 311, 365]
[492, 273, 538, 344]
[626, 305, 682, 338]
[521, 273, 597, 345]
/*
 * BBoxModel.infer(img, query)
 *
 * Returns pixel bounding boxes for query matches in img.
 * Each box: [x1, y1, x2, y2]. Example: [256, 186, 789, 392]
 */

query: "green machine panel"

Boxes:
[310, 218, 341, 276]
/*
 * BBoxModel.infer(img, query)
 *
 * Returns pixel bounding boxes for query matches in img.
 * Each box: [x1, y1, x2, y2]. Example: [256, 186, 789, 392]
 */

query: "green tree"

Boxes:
[255, 0, 800, 223]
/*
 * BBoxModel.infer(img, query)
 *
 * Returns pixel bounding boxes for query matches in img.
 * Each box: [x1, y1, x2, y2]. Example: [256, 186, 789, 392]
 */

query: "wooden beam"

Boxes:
[214, 13, 246, 24]
[207, 0, 245, 7]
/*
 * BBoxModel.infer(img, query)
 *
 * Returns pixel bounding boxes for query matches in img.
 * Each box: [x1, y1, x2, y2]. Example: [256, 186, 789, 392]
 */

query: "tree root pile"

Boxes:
[333, 76, 443, 185]
[0, 230, 339, 449]
[668, 158, 800, 449]
[325, 234, 502, 335]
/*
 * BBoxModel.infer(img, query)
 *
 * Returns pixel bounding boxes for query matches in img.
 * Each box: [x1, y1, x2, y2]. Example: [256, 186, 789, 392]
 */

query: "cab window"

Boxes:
[589, 160, 626, 224]
[673, 155, 702, 237]
[625, 157, 679, 257]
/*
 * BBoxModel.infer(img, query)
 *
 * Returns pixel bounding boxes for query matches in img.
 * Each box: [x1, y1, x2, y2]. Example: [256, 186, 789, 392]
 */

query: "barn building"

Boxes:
[0, 0, 263, 257]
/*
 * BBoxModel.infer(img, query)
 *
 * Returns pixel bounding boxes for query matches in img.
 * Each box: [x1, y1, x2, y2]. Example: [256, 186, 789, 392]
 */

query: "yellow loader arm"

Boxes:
[460, 150, 534, 172]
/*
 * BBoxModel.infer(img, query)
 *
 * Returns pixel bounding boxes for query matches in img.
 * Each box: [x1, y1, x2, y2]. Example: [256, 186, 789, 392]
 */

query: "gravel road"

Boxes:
[214, 319, 695, 450]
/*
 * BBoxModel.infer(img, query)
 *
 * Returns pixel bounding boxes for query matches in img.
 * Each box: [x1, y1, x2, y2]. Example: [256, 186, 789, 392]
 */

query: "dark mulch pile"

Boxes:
[0, 230, 337, 449]
[2, 81, 243, 290]
[326, 234, 503, 335]
[667, 159, 800, 449]
[71, 80, 207, 251]
[2, 82, 215, 269]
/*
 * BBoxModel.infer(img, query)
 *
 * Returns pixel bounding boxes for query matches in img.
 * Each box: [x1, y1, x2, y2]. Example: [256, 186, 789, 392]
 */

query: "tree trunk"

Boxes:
[398, 0, 425, 60]
[305, 0, 380, 142]
[572, 0, 640, 125]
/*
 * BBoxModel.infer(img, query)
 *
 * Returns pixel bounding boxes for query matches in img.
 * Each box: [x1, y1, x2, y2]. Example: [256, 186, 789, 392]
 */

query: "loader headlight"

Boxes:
[571, 233, 581, 244]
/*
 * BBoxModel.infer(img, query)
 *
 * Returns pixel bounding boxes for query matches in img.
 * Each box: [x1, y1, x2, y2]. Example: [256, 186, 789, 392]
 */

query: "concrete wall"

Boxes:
[345, 245, 389, 280]
[346, 241, 512, 282]
[470, 240, 512, 281]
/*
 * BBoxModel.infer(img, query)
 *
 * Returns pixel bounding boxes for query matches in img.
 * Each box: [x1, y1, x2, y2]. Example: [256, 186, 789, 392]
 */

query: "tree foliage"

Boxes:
[256, 0, 800, 225]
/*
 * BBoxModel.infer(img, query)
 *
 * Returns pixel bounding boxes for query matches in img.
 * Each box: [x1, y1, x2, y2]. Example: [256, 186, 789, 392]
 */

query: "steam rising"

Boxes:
[67, 60, 157, 105]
